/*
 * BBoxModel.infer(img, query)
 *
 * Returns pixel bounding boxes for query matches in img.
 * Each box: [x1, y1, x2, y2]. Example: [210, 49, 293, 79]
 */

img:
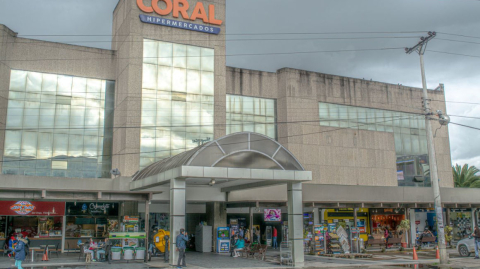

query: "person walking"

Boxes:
[272, 227, 278, 249]
[176, 228, 188, 268]
[472, 225, 480, 259]
[14, 234, 27, 269]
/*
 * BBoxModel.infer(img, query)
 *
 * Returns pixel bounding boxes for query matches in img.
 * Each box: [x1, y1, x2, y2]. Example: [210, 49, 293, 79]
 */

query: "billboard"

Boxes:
[264, 209, 281, 222]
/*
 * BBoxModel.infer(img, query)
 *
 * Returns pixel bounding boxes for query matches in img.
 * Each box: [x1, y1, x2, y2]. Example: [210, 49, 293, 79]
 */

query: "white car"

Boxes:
[457, 237, 476, 257]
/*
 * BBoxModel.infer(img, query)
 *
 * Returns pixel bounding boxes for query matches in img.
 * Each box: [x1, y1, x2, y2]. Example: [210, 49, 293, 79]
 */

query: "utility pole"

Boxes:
[406, 31, 448, 264]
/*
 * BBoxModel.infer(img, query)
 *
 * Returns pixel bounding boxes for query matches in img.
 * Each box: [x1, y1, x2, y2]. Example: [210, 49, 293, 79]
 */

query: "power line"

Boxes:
[437, 32, 480, 40]
[429, 50, 480, 59]
[0, 114, 419, 164]
[0, 114, 425, 132]
[449, 115, 480, 120]
[437, 38, 480, 45]
[4, 36, 424, 44]
[449, 122, 480, 131]
[0, 47, 406, 62]
[15, 31, 429, 37]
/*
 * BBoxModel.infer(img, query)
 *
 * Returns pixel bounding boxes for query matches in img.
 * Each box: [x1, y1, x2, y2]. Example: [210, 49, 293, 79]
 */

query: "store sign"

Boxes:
[123, 216, 139, 223]
[0, 201, 65, 216]
[65, 202, 119, 216]
[137, 0, 222, 34]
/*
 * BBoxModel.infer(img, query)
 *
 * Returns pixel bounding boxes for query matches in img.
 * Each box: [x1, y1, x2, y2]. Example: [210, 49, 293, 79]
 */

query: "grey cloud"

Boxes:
[0, 0, 479, 167]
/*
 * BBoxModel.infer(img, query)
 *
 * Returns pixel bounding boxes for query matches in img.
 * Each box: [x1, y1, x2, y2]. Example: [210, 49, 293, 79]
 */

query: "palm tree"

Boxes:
[452, 164, 480, 188]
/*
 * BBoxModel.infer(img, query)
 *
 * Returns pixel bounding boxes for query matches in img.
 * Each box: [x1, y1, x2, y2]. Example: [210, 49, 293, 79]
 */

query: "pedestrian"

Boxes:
[233, 236, 245, 257]
[14, 234, 27, 269]
[230, 230, 237, 257]
[7, 235, 16, 257]
[85, 238, 97, 262]
[472, 225, 480, 259]
[272, 227, 278, 249]
[149, 229, 158, 255]
[176, 228, 188, 268]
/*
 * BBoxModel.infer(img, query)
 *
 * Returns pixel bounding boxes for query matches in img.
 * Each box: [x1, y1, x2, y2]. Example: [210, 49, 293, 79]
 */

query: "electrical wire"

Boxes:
[4, 36, 424, 44]
[449, 122, 480, 131]
[0, 47, 406, 62]
[0, 114, 420, 163]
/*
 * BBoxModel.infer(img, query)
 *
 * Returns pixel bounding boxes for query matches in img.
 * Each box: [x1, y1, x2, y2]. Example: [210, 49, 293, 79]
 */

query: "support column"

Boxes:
[249, 207, 253, 243]
[206, 202, 227, 252]
[61, 216, 66, 253]
[313, 208, 320, 225]
[169, 178, 186, 265]
[144, 200, 150, 262]
[353, 208, 358, 228]
[287, 183, 304, 266]
[409, 209, 416, 248]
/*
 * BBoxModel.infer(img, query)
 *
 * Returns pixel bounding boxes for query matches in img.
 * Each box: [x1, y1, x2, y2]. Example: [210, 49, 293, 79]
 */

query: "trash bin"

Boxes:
[124, 247, 134, 260]
[111, 247, 122, 260]
[135, 247, 146, 260]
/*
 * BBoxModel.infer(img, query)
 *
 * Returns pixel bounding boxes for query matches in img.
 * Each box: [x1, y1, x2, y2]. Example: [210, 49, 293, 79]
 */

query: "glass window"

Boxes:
[140, 40, 215, 169]
[3, 70, 114, 178]
[318, 102, 429, 187]
[226, 95, 277, 139]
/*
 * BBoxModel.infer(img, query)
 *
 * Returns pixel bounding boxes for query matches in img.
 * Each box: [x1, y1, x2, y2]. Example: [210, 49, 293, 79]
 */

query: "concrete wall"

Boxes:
[111, 0, 227, 177]
[225, 67, 454, 190]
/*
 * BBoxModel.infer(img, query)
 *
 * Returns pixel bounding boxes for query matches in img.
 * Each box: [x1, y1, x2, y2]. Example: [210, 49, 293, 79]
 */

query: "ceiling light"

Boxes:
[209, 179, 216, 186]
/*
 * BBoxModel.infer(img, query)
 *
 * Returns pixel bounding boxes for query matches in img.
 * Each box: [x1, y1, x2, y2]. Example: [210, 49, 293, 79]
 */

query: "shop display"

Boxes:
[336, 226, 350, 254]
[324, 209, 369, 241]
[371, 208, 405, 234]
[450, 210, 472, 241]
[312, 225, 327, 255]
[265, 226, 272, 246]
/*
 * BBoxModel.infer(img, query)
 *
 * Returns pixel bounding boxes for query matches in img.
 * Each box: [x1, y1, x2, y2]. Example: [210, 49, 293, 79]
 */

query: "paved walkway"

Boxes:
[1, 248, 477, 269]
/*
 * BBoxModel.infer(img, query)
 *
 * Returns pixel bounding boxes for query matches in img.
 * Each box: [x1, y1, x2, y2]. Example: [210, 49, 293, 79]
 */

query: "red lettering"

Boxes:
[190, 2, 209, 23]
[173, 0, 189, 20]
[152, 0, 172, 16]
[137, 0, 154, 13]
[208, 5, 222, 26]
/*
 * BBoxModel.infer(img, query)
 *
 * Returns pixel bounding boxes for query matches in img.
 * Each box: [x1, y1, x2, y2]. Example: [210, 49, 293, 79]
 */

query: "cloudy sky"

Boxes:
[1, 0, 479, 168]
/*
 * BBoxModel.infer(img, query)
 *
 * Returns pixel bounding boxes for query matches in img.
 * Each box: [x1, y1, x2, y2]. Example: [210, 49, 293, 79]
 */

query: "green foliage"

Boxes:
[453, 164, 480, 188]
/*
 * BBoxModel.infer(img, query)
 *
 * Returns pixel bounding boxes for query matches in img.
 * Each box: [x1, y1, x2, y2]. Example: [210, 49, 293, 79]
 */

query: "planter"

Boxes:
[401, 242, 407, 248]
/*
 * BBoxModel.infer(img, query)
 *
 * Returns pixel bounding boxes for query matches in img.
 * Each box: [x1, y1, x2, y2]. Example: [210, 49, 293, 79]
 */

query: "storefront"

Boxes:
[0, 200, 65, 248]
[64, 202, 119, 251]
[370, 208, 406, 235]
[449, 209, 473, 241]
[323, 208, 370, 241]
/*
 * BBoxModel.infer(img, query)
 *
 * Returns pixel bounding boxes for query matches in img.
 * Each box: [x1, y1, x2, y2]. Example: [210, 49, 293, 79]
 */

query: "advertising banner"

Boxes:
[264, 209, 281, 222]
[65, 202, 119, 216]
[0, 201, 65, 216]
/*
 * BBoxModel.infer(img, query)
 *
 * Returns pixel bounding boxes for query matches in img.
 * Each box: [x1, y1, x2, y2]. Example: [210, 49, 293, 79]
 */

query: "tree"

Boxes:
[452, 164, 480, 188]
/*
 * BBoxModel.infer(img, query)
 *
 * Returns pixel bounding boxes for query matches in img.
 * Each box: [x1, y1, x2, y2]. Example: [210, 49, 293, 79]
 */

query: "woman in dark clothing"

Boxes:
[14, 234, 27, 269]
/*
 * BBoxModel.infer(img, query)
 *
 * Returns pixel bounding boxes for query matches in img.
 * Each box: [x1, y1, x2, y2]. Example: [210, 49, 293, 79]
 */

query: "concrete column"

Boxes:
[409, 209, 416, 247]
[354, 208, 358, 228]
[313, 208, 320, 225]
[144, 200, 150, 262]
[169, 178, 186, 265]
[287, 183, 304, 266]
[61, 216, 66, 253]
[206, 202, 227, 252]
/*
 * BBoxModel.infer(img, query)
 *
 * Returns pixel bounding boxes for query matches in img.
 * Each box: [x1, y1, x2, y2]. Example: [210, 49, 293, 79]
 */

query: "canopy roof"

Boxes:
[132, 132, 304, 182]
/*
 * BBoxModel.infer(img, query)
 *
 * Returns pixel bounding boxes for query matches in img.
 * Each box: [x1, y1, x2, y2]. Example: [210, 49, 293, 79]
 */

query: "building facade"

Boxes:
[0, 0, 474, 265]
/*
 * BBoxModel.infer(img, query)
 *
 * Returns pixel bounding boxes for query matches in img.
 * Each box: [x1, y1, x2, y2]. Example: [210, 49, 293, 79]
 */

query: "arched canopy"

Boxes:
[133, 132, 304, 182]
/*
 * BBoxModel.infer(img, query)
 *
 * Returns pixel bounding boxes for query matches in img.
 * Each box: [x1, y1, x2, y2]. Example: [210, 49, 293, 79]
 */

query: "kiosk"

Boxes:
[265, 226, 273, 247]
[216, 227, 230, 253]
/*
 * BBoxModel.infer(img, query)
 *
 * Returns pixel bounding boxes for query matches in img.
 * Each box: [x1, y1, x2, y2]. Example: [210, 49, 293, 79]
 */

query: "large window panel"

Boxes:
[3, 70, 114, 178]
[226, 95, 277, 140]
[140, 40, 215, 169]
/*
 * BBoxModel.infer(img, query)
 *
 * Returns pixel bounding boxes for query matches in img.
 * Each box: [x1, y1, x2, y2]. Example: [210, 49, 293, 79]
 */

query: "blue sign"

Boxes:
[139, 15, 221, 35]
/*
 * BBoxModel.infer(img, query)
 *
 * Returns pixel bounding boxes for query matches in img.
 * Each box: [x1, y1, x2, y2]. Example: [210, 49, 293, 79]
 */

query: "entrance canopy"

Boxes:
[130, 132, 312, 192]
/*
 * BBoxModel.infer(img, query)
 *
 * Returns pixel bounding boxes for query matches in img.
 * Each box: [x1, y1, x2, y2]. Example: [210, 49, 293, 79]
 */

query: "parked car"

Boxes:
[457, 236, 475, 257]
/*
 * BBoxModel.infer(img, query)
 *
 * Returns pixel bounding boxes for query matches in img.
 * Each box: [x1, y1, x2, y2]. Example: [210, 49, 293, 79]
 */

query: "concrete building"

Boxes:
[0, 0, 476, 265]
